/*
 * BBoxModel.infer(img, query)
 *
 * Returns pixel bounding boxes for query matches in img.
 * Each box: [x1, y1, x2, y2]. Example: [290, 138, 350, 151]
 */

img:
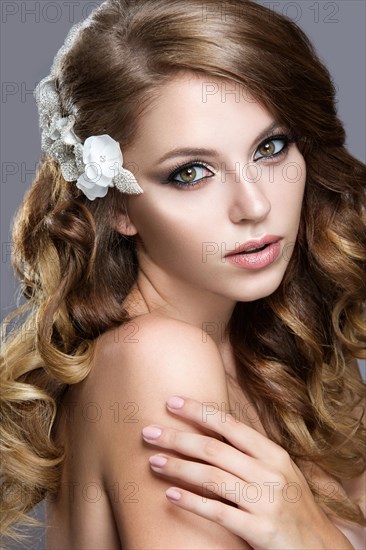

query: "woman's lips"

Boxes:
[224, 235, 282, 257]
[224, 240, 282, 270]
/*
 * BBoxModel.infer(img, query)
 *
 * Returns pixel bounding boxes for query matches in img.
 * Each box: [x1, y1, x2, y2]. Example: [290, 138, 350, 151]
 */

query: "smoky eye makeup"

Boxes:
[253, 129, 299, 162]
[160, 158, 215, 189]
[158, 127, 300, 189]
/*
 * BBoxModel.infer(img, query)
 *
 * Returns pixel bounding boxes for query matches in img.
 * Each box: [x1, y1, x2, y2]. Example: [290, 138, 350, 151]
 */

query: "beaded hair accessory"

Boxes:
[33, 10, 144, 200]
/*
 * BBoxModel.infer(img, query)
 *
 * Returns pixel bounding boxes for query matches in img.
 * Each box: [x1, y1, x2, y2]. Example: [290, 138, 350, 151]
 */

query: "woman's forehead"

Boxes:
[129, 73, 272, 154]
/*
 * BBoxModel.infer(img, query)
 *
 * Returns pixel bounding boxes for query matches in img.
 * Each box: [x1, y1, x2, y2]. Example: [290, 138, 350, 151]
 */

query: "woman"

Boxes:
[1, 0, 365, 548]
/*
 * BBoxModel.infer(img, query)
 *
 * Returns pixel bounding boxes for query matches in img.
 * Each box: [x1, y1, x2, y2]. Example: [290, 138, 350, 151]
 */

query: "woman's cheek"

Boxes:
[131, 203, 189, 256]
[273, 155, 306, 211]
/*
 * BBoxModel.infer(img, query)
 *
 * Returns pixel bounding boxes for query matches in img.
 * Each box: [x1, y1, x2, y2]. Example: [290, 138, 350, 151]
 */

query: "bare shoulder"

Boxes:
[96, 312, 225, 362]
[82, 312, 232, 439]
[84, 314, 249, 549]
[93, 312, 229, 392]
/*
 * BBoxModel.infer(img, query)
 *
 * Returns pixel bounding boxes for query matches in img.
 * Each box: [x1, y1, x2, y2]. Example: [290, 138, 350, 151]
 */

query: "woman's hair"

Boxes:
[1, 0, 365, 544]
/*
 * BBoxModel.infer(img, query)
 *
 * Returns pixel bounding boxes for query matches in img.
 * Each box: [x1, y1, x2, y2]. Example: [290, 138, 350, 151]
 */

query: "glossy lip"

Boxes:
[224, 241, 282, 270]
[224, 235, 282, 257]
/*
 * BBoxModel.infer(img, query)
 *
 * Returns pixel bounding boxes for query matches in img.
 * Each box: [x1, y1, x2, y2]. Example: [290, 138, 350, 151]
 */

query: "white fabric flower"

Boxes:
[76, 134, 142, 200]
[35, 75, 144, 199]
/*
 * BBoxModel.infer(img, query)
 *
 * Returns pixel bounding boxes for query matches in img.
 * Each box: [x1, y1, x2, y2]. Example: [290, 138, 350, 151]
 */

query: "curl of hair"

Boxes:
[1, 0, 365, 543]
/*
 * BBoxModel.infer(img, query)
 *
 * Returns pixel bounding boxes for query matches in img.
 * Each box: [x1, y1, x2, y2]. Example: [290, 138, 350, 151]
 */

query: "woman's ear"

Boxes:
[113, 211, 138, 236]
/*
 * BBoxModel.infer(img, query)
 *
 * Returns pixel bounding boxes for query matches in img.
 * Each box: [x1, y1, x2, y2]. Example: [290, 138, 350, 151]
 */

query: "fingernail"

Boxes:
[149, 455, 168, 468]
[166, 488, 182, 501]
[142, 426, 162, 439]
[166, 396, 185, 409]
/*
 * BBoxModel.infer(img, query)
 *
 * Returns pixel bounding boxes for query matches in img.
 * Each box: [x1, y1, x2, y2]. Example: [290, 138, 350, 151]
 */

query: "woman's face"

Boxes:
[119, 72, 306, 309]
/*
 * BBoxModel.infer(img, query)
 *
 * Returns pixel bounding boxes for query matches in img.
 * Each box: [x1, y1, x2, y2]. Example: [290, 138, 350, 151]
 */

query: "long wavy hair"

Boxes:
[1, 0, 365, 544]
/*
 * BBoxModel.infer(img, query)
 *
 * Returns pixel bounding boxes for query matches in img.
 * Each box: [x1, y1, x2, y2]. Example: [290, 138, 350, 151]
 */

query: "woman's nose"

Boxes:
[227, 163, 271, 223]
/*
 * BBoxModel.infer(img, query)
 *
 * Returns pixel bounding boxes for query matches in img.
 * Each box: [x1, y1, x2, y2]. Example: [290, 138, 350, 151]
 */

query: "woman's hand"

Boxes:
[141, 396, 354, 550]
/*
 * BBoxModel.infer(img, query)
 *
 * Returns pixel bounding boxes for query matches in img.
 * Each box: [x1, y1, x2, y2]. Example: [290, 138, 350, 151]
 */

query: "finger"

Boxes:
[149, 453, 251, 509]
[142, 425, 265, 485]
[164, 486, 254, 543]
[166, 396, 282, 460]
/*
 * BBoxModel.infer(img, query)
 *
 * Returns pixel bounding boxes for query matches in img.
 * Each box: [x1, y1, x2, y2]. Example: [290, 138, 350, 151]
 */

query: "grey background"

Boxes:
[1, 1, 365, 548]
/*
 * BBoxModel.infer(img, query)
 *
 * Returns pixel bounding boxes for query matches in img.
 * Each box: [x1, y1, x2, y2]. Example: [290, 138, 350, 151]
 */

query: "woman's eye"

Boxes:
[167, 163, 214, 187]
[253, 136, 289, 161]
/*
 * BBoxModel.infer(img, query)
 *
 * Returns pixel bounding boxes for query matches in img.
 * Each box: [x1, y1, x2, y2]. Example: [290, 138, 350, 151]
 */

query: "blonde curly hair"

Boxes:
[1, 0, 365, 545]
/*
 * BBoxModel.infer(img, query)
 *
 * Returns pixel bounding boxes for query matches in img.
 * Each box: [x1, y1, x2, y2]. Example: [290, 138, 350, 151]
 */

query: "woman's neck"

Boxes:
[126, 268, 236, 345]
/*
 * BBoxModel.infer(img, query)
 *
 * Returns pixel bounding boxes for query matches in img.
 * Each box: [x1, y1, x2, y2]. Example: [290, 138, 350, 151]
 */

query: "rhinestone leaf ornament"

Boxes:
[33, 19, 144, 200]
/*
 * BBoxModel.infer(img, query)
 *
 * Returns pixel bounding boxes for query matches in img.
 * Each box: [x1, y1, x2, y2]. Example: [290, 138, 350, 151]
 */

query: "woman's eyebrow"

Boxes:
[154, 121, 283, 165]
[156, 146, 219, 165]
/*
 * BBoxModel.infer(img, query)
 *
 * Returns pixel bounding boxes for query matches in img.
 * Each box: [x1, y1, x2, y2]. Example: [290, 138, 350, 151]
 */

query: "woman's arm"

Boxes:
[88, 315, 251, 549]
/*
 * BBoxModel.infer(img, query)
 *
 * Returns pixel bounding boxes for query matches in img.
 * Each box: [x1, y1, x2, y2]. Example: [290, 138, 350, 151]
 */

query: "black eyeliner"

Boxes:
[254, 132, 295, 162]
[161, 158, 213, 185]
[161, 130, 299, 186]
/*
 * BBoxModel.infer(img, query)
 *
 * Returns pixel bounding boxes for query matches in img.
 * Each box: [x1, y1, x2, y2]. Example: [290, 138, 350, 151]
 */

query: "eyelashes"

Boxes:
[162, 159, 214, 189]
[161, 131, 298, 189]
[253, 134, 292, 161]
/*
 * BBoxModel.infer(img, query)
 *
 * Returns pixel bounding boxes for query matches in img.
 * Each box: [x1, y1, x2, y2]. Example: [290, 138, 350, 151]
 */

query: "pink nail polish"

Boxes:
[166, 396, 185, 409]
[142, 426, 162, 439]
[149, 455, 168, 468]
[166, 488, 182, 501]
